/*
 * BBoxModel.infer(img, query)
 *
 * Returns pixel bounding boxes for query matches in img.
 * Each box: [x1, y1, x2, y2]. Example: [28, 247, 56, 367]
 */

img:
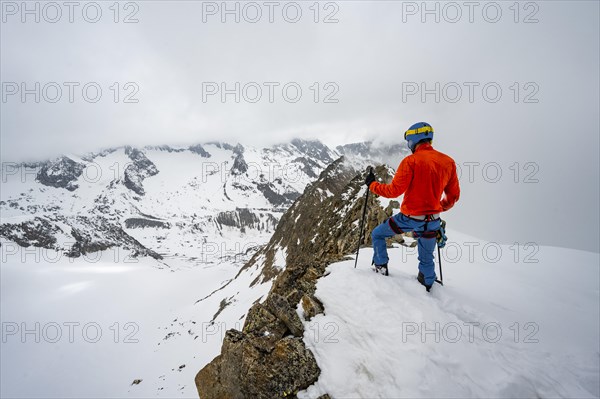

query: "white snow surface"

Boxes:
[300, 230, 600, 399]
[0, 244, 271, 398]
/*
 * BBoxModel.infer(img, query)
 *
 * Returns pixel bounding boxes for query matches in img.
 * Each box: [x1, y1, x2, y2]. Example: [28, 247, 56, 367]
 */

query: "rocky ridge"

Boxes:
[195, 160, 398, 398]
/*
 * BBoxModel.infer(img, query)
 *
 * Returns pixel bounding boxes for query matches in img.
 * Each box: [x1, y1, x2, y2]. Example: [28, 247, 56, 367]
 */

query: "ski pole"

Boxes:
[354, 167, 372, 268]
[437, 243, 444, 285]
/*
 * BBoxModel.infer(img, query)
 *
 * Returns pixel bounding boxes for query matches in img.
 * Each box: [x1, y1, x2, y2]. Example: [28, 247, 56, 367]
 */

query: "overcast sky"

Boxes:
[1, 1, 599, 251]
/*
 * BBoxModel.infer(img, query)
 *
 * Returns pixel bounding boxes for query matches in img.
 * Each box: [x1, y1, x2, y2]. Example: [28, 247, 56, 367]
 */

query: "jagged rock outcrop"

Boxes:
[244, 159, 395, 284]
[300, 294, 324, 320]
[292, 156, 321, 179]
[189, 144, 211, 157]
[214, 208, 278, 233]
[124, 218, 170, 229]
[123, 147, 159, 195]
[256, 183, 300, 207]
[231, 154, 249, 176]
[0, 217, 62, 249]
[0, 215, 161, 259]
[36, 156, 85, 191]
[66, 216, 162, 258]
[196, 329, 320, 399]
[146, 145, 185, 153]
[195, 158, 397, 399]
[195, 261, 324, 399]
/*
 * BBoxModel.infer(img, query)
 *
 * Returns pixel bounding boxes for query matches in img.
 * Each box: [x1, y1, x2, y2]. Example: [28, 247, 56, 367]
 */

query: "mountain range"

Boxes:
[1, 139, 406, 267]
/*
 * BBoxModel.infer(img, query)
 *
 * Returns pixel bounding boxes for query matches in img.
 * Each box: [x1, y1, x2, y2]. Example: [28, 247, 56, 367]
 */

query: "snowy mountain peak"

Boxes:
[188, 144, 211, 158]
[36, 156, 86, 191]
[290, 138, 336, 164]
[123, 146, 159, 196]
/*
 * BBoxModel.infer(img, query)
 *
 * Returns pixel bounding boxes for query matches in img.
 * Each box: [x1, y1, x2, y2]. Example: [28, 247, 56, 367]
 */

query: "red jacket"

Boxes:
[370, 143, 460, 215]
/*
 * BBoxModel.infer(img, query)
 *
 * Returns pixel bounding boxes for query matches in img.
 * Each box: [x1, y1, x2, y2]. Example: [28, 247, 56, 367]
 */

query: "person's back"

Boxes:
[370, 141, 459, 217]
[400, 143, 459, 216]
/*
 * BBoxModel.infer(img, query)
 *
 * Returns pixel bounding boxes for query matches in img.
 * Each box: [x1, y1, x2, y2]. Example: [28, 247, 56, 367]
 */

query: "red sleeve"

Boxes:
[370, 157, 413, 198]
[440, 162, 460, 211]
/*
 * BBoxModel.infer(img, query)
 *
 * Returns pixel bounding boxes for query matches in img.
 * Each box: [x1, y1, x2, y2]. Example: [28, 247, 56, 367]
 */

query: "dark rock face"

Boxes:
[195, 158, 396, 399]
[146, 145, 185, 153]
[196, 330, 320, 399]
[124, 218, 170, 229]
[215, 208, 277, 233]
[231, 153, 248, 175]
[226, 144, 248, 175]
[65, 217, 162, 258]
[0, 217, 61, 249]
[0, 215, 161, 259]
[36, 157, 85, 191]
[68, 227, 112, 256]
[188, 144, 211, 158]
[268, 293, 305, 337]
[293, 156, 320, 179]
[233, 143, 245, 155]
[123, 147, 159, 195]
[195, 262, 323, 399]
[244, 159, 394, 285]
[256, 183, 300, 207]
[300, 294, 324, 320]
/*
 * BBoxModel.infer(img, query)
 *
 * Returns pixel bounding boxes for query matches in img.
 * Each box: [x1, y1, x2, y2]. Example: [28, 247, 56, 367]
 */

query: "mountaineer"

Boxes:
[365, 122, 460, 291]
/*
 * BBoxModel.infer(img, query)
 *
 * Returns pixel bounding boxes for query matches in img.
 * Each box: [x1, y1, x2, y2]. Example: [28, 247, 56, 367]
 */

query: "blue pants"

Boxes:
[371, 213, 441, 286]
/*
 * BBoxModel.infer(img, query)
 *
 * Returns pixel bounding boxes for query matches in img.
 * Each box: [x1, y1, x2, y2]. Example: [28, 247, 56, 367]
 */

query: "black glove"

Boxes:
[364, 170, 376, 187]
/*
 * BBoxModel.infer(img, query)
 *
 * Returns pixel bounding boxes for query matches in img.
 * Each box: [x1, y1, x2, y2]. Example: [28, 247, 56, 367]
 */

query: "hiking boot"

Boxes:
[374, 263, 389, 276]
[417, 272, 432, 292]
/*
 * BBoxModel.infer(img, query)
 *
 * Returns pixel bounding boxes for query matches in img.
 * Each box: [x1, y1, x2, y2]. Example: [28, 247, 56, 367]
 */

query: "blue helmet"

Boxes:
[404, 122, 434, 153]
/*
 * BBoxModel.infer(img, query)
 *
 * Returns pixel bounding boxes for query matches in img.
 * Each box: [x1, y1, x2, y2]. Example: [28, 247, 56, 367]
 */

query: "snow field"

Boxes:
[299, 231, 600, 398]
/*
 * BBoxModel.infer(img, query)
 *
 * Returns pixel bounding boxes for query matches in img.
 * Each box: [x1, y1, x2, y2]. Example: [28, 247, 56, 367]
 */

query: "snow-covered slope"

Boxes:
[0, 243, 279, 398]
[299, 232, 600, 398]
